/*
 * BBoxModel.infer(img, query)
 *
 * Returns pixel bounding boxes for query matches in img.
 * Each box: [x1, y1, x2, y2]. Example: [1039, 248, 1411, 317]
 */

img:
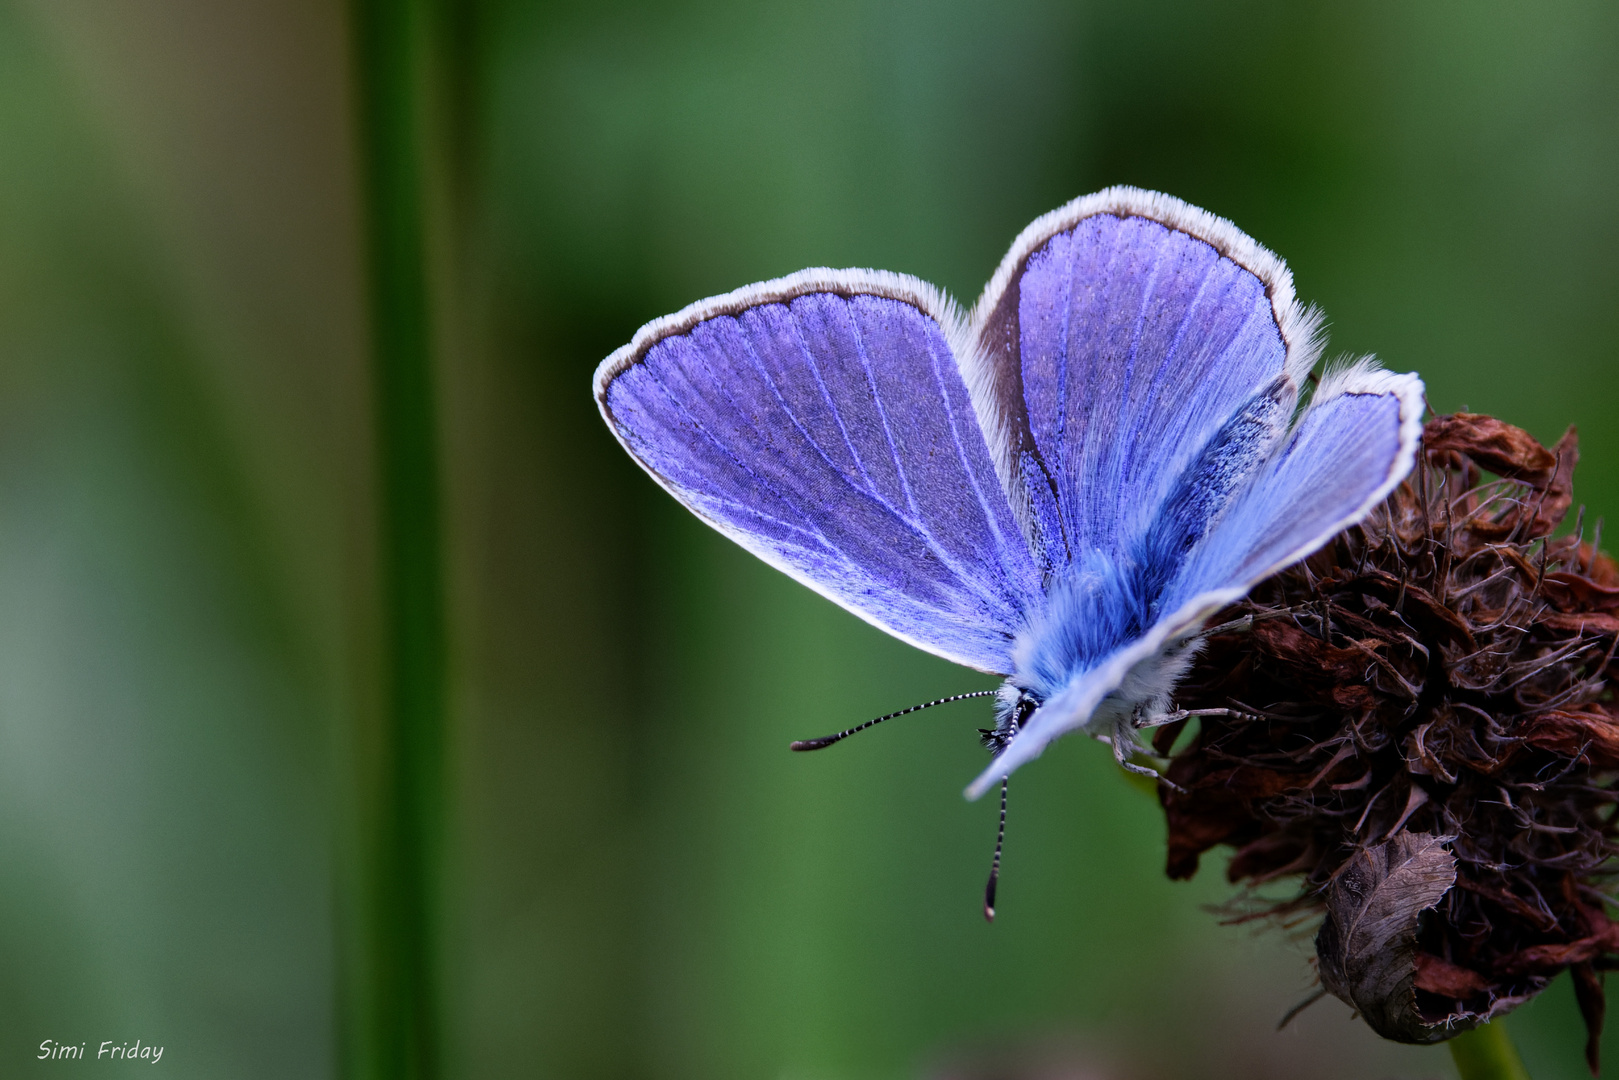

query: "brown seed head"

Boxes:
[1158, 413, 1617, 1072]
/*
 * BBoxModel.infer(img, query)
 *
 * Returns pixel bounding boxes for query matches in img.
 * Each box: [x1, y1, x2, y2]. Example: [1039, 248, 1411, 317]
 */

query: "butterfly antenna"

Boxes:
[983, 777, 1009, 922]
[789, 690, 998, 751]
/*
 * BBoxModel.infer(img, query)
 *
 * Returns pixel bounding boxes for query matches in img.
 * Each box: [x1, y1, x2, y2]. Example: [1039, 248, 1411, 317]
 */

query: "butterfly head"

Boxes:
[964, 626, 1207, 800]
[979, 683, 1041, 758]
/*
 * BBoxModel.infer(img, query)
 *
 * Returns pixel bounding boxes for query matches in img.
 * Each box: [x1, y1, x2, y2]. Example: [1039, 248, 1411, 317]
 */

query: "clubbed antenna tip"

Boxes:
[983, 777, 1008, 923]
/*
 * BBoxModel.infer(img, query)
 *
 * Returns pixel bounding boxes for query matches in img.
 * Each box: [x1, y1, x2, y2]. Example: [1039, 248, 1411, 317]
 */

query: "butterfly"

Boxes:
[594, 186, 1422, 868]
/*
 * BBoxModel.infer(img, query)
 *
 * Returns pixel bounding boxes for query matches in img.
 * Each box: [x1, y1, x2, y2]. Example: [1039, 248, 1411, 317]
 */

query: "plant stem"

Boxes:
[350, 0, 444, 1077]
[1449, 1023, 1532, 1080]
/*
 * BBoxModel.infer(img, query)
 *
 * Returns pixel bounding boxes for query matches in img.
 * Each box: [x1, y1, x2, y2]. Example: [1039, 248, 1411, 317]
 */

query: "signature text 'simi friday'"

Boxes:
[39, 1041, 163, 1063]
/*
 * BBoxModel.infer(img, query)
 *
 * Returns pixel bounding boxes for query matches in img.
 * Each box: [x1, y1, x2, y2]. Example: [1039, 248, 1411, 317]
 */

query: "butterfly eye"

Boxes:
[978, 691, 1039, 756]
[1013, 694, 1039, 731]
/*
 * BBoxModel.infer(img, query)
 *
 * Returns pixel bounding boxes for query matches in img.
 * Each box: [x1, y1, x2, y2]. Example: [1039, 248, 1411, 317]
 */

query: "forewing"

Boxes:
[595, 270, 1043, 674]
[965, 188, 1323, 568]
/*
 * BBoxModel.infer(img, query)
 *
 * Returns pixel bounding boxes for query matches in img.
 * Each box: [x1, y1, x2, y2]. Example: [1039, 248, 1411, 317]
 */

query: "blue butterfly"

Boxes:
[595, 186, 1422, 816]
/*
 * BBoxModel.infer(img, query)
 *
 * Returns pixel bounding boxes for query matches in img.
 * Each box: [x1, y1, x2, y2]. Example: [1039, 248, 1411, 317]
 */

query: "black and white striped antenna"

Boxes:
[788, 690, 997, 751]
[984, 777, 1009, 922]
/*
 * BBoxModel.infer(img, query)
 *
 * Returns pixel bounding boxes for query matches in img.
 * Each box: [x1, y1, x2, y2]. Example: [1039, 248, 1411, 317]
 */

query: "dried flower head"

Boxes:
[1157, 413, 1619, 1072]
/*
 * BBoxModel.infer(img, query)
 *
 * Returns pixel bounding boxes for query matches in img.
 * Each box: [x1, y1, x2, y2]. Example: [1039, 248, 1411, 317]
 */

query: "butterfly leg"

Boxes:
[1134, 708, 1184, 729]
[1149, 706, 1268, 727]
[1107, 712, 1185, 790]
[1108, 715, 1182, 790]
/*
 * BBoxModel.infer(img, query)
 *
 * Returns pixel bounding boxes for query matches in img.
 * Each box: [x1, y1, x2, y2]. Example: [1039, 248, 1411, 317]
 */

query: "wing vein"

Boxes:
[633, 365, 838, 553]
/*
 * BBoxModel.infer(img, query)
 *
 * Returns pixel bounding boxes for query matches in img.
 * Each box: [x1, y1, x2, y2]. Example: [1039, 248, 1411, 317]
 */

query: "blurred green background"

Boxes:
[1, 0, 1616, 1077]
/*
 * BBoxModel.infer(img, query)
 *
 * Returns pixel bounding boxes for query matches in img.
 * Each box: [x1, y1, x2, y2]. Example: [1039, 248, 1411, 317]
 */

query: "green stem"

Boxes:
[349, 0, 444, 1078]
[1449, 1023, 1532, 1080]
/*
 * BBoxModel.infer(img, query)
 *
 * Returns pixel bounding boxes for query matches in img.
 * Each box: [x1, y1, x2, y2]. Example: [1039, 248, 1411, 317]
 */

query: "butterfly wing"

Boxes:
[1168, 361, 1425, 609]
[961, 187, 1325, 570]
[595, 269, 1043, 674]
[965, 361, 1423, 797]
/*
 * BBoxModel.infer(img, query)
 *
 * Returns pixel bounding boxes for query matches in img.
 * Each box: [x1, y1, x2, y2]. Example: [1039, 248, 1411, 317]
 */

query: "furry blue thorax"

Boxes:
[994, 543, 1203, 750]
[1011, 550, 1154, 705]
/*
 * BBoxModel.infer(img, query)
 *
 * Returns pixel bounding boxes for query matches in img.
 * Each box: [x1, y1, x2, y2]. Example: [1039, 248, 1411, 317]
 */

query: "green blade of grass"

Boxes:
[349, 0, 444, 1077]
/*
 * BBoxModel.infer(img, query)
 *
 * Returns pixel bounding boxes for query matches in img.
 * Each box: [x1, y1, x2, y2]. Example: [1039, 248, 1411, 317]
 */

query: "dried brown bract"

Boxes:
[1316, 832, 1464, 1043]
[1158, 413, 1619, 1072]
